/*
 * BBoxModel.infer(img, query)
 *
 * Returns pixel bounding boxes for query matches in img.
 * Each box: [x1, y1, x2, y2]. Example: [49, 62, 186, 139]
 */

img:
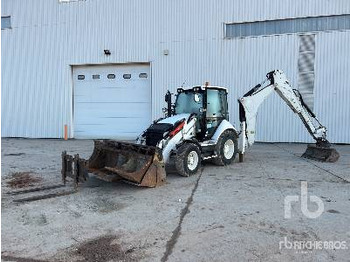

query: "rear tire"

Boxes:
[175, 143, 201, 177]
[213, 130, 238, 166]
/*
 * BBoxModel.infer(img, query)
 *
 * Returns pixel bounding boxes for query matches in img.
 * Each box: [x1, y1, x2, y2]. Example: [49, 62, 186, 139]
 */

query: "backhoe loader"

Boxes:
[62, 70, 339, 187]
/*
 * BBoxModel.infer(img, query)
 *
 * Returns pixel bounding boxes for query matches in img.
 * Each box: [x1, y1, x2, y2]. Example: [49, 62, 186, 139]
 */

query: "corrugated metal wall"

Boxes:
[2, 0, 350, 142]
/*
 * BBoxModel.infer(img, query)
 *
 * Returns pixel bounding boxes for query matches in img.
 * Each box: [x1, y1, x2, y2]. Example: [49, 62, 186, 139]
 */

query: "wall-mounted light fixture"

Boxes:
[104, 49, 111, 55]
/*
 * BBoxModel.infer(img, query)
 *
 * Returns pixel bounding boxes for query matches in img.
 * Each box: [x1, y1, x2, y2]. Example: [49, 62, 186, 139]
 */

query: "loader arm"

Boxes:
[238, 70, 339, 162]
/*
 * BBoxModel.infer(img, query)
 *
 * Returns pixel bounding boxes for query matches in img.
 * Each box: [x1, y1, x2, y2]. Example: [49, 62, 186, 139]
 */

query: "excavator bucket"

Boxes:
[62, 140, 166, 187]
[302, 144, 340, 163]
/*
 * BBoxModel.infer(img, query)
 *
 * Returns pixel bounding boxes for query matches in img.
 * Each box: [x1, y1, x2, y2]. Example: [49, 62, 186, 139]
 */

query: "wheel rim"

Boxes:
[223, 139, 235, 159]
[187, 150, 199, 171]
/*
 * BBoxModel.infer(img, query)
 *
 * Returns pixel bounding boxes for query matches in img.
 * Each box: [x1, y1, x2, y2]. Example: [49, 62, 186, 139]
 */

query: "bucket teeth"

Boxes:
[302, 144, 340, 162]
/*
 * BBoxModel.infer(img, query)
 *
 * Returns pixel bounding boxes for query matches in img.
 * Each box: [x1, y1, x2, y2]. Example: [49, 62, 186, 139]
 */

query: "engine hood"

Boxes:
[158, 113, 190, 125]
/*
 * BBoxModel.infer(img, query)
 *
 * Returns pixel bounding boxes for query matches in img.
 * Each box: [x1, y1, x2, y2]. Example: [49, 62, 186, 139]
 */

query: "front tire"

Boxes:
[213, 130, 238, 166]
[175, 143, 201, 177]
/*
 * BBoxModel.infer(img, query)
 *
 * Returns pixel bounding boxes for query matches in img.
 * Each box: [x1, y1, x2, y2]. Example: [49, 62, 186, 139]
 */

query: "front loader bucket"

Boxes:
[62, 140, 166, 187]
[302, 144, 340, 163]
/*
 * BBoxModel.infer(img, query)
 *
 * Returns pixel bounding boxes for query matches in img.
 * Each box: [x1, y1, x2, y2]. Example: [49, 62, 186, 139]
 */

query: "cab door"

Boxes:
[206, 89, 229, 138]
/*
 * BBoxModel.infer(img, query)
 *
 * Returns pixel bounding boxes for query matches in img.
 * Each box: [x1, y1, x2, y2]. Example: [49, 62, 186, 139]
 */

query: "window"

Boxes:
[1, 16, 11, 30]
[123, 74, 131, 79]
[139, 73, 148, 78]
[77, 75, 85, 80]
[92, 74, 100, 79]
[297, 34, 316, 110]
[225, 14, 350, 38]
[174, 91, 203, 115]
[107, 74, 116, 79]
[206, 89, 226, 118]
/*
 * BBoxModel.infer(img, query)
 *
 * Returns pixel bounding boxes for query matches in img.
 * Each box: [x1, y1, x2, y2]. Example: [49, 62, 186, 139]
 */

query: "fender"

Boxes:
[176, 138, 201, 151]
[210, 120, 238, 143]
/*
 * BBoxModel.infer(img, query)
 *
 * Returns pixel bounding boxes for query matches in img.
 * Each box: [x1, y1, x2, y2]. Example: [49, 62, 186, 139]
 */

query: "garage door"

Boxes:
[73, 64, 151, 139]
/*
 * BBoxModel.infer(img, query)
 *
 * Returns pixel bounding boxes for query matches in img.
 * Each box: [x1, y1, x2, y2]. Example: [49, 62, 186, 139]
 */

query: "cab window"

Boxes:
[207, 89, 224, 118]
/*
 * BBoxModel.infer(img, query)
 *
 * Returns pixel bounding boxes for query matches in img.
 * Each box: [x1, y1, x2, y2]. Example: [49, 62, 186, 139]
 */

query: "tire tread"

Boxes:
[175, 143, 201, 177]
[213, 130, 238, 166]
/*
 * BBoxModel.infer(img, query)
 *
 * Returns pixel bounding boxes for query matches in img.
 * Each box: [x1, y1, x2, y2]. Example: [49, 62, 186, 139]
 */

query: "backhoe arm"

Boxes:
[238, 70, 339, 162]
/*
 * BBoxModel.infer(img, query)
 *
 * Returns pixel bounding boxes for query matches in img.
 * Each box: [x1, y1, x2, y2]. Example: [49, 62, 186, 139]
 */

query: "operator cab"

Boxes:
[174, 86, 229, 140]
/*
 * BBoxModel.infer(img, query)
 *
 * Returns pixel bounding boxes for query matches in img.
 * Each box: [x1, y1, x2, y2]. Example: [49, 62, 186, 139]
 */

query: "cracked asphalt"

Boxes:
[1, 139, 350, 261]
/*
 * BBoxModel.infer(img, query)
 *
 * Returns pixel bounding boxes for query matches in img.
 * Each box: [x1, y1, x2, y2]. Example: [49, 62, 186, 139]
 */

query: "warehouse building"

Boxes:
[2, 0, 350, 143]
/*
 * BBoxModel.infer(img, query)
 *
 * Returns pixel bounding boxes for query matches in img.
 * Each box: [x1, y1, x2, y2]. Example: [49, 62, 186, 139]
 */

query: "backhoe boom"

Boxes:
[238, 70, 339, 162]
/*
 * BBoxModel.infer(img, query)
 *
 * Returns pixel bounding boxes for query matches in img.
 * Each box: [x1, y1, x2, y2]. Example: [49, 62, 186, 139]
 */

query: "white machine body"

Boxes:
[138, 70, 331, 169]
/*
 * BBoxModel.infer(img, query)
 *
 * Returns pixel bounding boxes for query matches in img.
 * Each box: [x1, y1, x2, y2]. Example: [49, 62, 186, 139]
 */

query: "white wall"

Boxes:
[2, 0, 350, 142]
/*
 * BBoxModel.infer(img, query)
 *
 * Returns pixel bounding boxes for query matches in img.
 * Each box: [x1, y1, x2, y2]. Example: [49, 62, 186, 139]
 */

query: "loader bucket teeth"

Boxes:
[302, 144, 340, 163]
[62, 140, 166, 187]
